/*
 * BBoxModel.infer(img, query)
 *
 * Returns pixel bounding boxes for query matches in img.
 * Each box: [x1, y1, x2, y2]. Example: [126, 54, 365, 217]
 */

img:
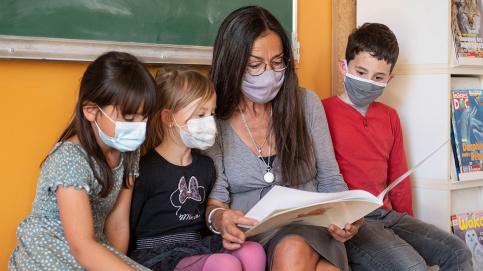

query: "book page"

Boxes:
[244, 197, 382, 237]
[244, 186, 379, 223]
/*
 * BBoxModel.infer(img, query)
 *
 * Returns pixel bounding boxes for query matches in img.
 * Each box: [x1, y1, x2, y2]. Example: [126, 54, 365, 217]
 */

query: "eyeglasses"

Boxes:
[246, 56, 289, 76]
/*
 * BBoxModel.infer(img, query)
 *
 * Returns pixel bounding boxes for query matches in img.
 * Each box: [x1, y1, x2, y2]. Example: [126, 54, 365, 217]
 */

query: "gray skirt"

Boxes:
[250, 225, 350, 271]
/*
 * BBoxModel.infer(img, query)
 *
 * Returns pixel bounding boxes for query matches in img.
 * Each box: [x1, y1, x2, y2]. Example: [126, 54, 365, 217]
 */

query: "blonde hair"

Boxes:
[142, 67, 216, 155]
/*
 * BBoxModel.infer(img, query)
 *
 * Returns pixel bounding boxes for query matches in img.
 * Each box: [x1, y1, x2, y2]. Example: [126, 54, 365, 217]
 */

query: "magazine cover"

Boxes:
[451, 212, 483, 270]
[451, 89, 483, 173]
[452, 0, 483, 58]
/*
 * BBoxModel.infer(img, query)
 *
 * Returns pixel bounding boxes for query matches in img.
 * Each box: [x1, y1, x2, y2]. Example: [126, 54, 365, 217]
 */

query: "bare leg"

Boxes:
[316, 258, 339, 271]
[271, 235, 339, 271]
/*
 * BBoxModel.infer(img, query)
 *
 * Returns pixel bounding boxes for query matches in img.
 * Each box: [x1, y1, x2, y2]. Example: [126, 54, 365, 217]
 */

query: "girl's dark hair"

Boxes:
[209, 6, 316, 187]
[346, 23, 399, 72]
[45, 51, 157, 197]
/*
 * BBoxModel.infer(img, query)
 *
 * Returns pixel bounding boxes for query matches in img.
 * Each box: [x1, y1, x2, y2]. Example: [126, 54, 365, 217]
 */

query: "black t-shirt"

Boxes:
[130, 148, 216, 242]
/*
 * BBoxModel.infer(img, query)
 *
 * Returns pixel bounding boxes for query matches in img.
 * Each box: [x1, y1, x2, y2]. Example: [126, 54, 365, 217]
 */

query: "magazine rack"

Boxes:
[358, 0, 483, 232]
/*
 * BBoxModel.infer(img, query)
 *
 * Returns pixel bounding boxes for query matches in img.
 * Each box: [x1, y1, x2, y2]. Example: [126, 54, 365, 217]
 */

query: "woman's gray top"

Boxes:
[202, 88, 347, 214]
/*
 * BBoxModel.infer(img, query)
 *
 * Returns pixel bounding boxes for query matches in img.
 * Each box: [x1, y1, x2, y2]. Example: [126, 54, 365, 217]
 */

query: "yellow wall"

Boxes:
[296, 0, 332, 99]
[0, 0, 331, 266]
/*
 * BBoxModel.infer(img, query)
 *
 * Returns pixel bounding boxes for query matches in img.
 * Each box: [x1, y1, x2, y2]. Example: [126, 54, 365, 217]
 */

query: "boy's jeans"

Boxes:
[345, 209, 472, 271]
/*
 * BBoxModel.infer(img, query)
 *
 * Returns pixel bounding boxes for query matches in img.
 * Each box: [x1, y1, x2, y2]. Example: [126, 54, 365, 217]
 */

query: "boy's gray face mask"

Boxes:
[343, 59, 389, 106]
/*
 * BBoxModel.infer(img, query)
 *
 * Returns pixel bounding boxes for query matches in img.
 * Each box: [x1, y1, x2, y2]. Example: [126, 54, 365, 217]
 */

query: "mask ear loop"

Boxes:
[343, 59, 352, 84]
[172, 114, 186, 128]
[172, 114, 192, 138]
[96, 105, 116, 124]
[94, 105, 117, 138]
[385, 73, 392, 84]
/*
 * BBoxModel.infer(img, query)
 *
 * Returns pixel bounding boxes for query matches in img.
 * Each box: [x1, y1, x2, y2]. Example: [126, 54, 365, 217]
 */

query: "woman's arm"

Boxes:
[206, 198, 258, 250]
[104, 176, 135, 254]
[57, 186, 135, 270]
[303, 88, 348, 193]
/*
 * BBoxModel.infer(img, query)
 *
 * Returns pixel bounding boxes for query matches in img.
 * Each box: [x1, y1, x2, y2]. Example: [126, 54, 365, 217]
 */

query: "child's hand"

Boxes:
[328, 217, 364, 242]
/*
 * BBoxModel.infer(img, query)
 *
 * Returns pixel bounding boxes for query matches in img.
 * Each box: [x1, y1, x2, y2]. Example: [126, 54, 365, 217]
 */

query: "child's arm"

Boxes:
[57, 185, 135, 271]
[387, 113, 413, 216]
[129, 175, 149, 247]
[104, 177, 134, 254]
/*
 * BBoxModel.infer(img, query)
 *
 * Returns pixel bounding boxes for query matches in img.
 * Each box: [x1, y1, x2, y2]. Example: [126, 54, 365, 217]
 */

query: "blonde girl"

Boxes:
[128, 67, 266, 271]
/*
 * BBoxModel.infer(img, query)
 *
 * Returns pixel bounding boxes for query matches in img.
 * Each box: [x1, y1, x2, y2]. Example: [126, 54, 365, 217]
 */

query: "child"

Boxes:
[322, 23, 473, 270]
[9, 51, 156, 270]
[128, 67, 266, 271]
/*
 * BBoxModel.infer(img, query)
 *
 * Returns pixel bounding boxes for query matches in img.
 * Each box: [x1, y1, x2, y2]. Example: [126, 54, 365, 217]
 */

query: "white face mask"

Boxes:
[173, 115, 217, 150]
[95, 106, 147, 152]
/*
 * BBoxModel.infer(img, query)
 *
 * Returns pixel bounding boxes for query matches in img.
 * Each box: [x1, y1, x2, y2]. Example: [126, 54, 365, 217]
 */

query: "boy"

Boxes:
[322, 23, 472, 270]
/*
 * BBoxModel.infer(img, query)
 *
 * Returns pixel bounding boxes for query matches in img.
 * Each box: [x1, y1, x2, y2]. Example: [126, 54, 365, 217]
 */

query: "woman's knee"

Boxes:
[277, 236, 315, 254]
[317, 258, 340, 271]
[273, 235, 320, 267]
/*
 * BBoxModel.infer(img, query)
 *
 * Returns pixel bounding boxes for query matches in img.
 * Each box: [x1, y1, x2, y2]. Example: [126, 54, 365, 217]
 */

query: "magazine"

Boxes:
[451, 211, 483, 270]
[451, 0, 483, 59]
[239, 142, 447, 237]
[451, 89, 483, 174]
[451, 111, 462, 175]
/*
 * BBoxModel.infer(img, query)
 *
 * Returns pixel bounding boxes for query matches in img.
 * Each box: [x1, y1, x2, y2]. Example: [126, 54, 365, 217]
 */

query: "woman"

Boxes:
[202, 6, 363, 271]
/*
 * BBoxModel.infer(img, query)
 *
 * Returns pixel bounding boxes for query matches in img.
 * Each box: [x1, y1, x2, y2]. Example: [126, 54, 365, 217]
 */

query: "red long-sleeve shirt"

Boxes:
[322, 96, 413, 216]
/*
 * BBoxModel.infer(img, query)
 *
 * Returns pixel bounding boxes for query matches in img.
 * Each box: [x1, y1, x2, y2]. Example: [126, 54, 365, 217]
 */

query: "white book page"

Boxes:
[244, 186, 378, 223]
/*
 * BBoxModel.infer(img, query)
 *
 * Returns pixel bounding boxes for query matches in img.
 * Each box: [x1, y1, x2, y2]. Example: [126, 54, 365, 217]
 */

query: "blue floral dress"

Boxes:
[9, 142, 149, 270]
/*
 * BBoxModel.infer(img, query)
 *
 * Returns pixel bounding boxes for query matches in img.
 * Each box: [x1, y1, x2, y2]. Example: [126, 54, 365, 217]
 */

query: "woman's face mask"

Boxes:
[173, 115, 217, 150]
[95, 106, 147, 152]
[241, 70, 285, 104]
[343, 59, 389, 106]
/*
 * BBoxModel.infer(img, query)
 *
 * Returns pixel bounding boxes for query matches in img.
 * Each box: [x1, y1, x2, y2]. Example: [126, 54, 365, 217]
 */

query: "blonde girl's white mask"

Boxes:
[94, 106, 147, 152]
[343, 59, 390, 106]
[173, 115, 217, 150]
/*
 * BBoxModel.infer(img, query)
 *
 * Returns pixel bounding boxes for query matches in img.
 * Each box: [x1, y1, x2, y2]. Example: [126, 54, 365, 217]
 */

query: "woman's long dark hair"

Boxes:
[45, 51, 157, 197]
[209, 6, 316, 187]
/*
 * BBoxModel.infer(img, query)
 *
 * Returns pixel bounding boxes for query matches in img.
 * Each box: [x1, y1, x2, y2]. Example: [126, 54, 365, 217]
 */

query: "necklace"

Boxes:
[238, 106, 275, 183]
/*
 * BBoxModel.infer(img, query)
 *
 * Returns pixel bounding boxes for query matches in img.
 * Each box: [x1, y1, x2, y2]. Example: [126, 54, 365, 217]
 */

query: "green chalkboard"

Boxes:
[0, 0, 292, 47]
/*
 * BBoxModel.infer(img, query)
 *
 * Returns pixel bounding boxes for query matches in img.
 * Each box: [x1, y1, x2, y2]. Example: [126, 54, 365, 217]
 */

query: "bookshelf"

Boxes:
[357, 0, 483, 232]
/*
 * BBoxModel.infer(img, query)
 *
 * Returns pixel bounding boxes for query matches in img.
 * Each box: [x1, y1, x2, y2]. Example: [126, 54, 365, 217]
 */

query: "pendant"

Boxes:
[264, 172, 275, 183]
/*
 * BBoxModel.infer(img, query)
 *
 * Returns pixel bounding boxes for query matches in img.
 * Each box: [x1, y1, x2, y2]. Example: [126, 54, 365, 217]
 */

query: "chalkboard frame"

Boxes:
[0, 1, 297, 64]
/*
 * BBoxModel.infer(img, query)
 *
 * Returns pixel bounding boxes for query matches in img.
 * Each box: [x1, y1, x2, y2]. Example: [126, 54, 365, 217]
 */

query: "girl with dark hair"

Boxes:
[9, 51, 156, 270]
[127, 67, 266, 271]
[203, 6, 362, 271]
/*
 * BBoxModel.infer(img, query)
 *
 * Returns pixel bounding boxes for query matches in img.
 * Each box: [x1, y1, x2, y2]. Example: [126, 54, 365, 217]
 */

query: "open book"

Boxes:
[240, 141, 447, 237]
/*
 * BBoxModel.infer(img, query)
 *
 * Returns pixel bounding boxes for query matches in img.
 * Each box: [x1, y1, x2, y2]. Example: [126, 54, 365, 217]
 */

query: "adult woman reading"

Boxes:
[202, 6, 362, 271]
